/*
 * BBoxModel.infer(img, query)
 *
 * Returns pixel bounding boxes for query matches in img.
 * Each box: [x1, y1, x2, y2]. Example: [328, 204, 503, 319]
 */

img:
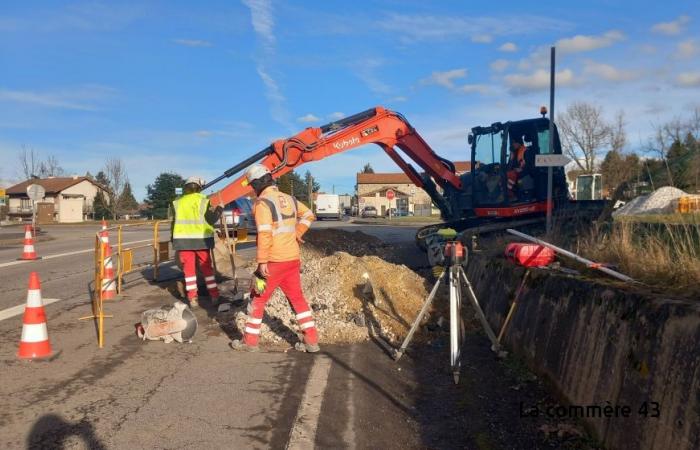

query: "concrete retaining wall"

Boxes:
[466, 254, 700, 450]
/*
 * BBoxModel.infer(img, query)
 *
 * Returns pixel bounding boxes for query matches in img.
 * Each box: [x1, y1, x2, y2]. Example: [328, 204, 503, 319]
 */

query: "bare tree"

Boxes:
[18, 145, 40, 180]
[646, 118, 683, 187]
[558, 102, 611, 173]
[609, 111, 626, 153]
[103, 158, 128, 220]
[39, 155, 65, 177]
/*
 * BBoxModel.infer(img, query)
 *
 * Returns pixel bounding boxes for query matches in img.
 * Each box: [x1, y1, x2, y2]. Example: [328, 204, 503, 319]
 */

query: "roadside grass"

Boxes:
[614, 212, 700, 225]
[575, 221, 700, 292]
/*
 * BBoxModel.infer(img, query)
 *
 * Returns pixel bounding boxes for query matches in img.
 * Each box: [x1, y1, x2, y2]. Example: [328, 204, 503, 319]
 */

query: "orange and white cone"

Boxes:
[18, 272, 53, 359]
[101, 244, 117, 300]
[99, 219, 110, 246]
[19, 224, 40, 260]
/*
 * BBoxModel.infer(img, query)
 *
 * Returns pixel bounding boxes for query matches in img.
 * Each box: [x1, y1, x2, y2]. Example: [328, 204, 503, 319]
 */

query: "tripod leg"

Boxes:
[450, 266, 461, 384]
[459, 267, 500, 352]
[394, 270, 445, 361]
[497, 269, 530, 343]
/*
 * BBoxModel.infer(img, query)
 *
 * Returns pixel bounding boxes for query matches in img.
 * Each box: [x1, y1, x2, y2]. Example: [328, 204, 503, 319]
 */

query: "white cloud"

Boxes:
[378, 13, 570, 43]
[456, 84, 490, 95]
[677, 72, 700, 87]
[354, 58, 392, 95]
[242, 0, 275, 51]
[196, 130, 212, 137]
[504, 69, 575, 92]
[328, 112, 346, 120]
[173, 38, 212, 47]
[556, 30, 624, 54]
[243, 0, 292, 130]
[388, 96, 408, 102]
[422, 68, 468, 89]
[583, 61, 639, 82]
[490, 59, 510, 72]
[676, 39, 698, 58]
[0, 85, 115, 110]
[499, 42, 518, 52]
[651, 15, 691, 35]
[471, 34, 492, 43]
[297, 113, 320, 123]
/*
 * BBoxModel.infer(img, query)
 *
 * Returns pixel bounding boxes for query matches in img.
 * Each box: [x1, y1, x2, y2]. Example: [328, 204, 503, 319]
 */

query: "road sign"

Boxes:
[175, 187, 183, 195]
[26, 184, 46, 201]
[535, 154, 570, 167]
[386, 189, 395, 200]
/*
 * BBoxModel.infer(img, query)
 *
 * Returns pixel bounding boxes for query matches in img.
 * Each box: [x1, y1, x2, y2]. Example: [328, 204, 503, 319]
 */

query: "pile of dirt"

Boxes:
[213, 229, 435, 345]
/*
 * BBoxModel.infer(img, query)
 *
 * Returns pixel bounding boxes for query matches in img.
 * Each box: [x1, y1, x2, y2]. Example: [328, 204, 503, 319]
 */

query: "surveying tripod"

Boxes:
[394, 240, 501, 384]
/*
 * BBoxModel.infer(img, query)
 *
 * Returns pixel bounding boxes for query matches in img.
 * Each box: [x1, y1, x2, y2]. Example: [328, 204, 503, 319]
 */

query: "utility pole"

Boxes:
[308, 175, 313, 210]
[546, 46, 555, 234]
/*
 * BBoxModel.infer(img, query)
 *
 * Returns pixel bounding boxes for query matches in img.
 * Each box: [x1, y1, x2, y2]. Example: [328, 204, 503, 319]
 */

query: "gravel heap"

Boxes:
[613, 186, 686, 217]
[214, 229, 432, 346]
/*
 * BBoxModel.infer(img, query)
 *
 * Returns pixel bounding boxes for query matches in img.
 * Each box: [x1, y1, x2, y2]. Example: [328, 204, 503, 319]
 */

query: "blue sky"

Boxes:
[1, 0, 698, 199]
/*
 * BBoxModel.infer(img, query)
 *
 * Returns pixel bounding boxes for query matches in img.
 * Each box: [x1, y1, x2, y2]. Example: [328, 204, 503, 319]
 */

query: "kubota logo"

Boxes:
[332, 136, 360, 150]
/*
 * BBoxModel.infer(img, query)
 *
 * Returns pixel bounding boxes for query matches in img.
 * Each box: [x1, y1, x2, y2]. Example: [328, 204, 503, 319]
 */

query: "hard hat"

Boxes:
[245, 164, 271, 183]
[185, 176, 205, 187]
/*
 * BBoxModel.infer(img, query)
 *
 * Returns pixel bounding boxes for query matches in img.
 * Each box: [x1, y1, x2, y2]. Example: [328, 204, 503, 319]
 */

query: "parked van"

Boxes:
[314, 194, 341, 220]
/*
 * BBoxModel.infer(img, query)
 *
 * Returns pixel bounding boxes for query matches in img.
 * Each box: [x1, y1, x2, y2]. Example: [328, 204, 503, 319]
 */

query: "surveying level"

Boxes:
[394, 239, 501, 384]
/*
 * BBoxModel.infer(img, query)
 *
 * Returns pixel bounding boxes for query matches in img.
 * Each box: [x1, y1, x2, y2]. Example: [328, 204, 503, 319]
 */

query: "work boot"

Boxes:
[295, 342, 320, 353]
[188, 297, 199, 308]
[230, 339, 259, 352]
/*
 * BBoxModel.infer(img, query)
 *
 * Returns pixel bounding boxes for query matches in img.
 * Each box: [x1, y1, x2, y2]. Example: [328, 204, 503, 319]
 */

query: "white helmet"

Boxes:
[185, 176, 205, 187]
[245, 164, 271, 183]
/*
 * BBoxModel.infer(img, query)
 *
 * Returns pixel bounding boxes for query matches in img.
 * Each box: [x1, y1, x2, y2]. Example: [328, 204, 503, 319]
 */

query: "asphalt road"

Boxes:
[0, 219, 590, 449]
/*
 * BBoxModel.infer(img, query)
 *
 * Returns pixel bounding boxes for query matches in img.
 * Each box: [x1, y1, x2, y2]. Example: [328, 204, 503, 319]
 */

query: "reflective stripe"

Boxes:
[185, 276, 197, 282]
[300, 219, 311, 227]
[257, 224, 273, 232]
[26, 290, 43, 308]
[21, 323, 49, 342]
[296, 311, 312, 320]
[248, 317, 263, 324]
[206, 283, 217, 289]
[172, 233, 213, 239]
[272, 225, 296, 236]
[300, 321, 316, 330]
[302, 210, 314, 218]
[174, 219, 206, 225]
[185, 284, 197, 291]
[245, 326, 261, 335]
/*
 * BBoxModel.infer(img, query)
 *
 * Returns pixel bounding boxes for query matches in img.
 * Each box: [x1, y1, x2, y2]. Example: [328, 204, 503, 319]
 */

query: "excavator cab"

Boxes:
[468, 116, 567, 214]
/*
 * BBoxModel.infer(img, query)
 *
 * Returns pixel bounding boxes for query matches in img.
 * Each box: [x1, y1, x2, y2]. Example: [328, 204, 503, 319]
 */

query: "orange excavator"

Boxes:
[204, 106, 601, 248]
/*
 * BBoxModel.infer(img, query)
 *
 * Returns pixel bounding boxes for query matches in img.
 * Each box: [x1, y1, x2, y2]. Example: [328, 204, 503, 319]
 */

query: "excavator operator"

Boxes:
[507, 137, 528, 201]
[230, 164, 319, 353]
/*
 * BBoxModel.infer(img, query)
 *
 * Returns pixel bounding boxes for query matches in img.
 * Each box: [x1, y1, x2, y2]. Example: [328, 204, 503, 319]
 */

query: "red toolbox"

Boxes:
[505, 243, 555, 267]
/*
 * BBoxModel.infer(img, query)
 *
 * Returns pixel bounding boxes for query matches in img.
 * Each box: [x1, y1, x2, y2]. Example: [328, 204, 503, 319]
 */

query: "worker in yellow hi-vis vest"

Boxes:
[171, 176, 222, 308]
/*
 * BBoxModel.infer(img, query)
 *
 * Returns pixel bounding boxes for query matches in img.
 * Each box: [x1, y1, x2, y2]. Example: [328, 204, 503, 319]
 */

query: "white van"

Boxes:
[314, 194, 341, 220]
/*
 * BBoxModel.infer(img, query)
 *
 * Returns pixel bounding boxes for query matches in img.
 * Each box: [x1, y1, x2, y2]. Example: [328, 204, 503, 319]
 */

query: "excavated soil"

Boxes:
[212, 229, 437, 345]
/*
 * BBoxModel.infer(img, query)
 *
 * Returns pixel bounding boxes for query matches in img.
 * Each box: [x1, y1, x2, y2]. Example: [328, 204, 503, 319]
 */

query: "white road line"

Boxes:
[0, 298, 62, 322]
[286, 356, 333, 450]
[0, 239, 152, 269]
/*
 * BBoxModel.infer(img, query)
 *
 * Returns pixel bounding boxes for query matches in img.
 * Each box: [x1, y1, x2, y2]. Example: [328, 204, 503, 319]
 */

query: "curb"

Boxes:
[349, 219, 441, 227]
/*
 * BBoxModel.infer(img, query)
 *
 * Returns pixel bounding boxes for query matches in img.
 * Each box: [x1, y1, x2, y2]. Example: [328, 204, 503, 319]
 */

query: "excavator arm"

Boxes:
[206, 106, 462, 217]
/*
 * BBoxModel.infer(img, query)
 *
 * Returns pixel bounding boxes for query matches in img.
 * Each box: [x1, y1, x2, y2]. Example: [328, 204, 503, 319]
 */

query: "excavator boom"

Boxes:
[206, 106, 462, 215]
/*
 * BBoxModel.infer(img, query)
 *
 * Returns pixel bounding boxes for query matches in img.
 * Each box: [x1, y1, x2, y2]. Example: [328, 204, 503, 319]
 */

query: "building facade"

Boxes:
[356, 162, 470, 216]
[6, 177, 107, 223]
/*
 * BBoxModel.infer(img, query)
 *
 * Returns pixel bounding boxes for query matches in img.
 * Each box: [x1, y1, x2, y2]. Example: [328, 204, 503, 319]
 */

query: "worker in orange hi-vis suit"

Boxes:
[230, 164, 319, 353]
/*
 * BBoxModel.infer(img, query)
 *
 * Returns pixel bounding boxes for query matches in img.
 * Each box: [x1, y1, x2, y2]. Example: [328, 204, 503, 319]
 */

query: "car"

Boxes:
[216, 197, 256, 236]
[361, 206, 378, 218]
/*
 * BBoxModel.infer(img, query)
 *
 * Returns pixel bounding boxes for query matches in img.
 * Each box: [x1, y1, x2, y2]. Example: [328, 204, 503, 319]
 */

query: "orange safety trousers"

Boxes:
[242, 260, 318, 346]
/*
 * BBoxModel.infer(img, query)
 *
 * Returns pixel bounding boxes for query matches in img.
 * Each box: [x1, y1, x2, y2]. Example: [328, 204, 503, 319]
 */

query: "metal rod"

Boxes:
[449, 266, 461, 383]
[506, 228, 637, 283]
[202, 145, 274, 190]
[497, 269, 530, 343]
[394, 270, 446, 361]
[459, 267, 500, 350]
[117, 225, 123, 293]
[546, 46, 556, 234]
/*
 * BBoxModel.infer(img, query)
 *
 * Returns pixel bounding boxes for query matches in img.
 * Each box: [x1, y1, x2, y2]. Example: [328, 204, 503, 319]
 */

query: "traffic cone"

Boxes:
[19, 224, 40, 260]
[101, 244, 117, 300]
[18, 272, 53, 359]
[99, 219, 110, 246]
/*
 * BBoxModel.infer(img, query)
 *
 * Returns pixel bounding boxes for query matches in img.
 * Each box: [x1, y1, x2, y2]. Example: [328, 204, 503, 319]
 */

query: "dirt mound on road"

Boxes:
[214, 229, 433, 346]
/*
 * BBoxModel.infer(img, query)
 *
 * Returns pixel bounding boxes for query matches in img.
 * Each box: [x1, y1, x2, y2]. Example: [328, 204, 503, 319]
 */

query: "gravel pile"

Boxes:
[613, 186, 686, 217]
[213, 229, 432, 346]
